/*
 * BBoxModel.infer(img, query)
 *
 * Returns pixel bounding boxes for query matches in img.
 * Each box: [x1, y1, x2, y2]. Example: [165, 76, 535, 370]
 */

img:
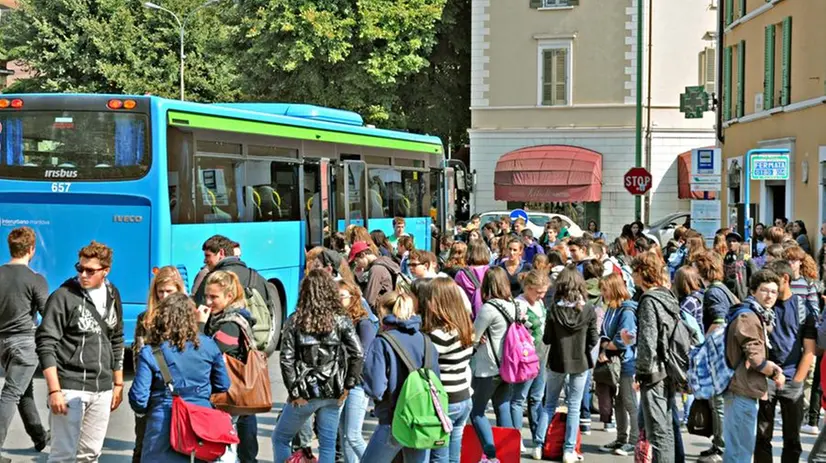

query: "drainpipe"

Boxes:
[634, 0, 644, 221]
[716, 0, 725, 144]
[643, 0, 653, 225]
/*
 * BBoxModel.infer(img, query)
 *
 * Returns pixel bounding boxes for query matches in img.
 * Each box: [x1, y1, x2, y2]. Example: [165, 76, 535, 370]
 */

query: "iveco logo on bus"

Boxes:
[113, 215, 143, 223]
[44, 169, 78, 179]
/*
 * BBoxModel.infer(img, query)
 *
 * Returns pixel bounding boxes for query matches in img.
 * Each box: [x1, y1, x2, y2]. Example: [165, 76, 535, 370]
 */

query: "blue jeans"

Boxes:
[470, 376, 512, 459]
[510, 369, 547, 443]
[361, 423, 430, 463]
[237, 414, 258, 462]
[431, 399, 472, 463]
[681, 393, 694, 423]
[272, 398, 341, 463]
[723, 392, 758, 463]
[340, 386, 368, 463]
[580, 369, 593, 423]
[537, 370, 588, 453]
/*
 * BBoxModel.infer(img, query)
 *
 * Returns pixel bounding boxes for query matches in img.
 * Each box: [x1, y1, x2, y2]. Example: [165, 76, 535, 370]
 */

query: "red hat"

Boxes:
[348, 241, 370, 263]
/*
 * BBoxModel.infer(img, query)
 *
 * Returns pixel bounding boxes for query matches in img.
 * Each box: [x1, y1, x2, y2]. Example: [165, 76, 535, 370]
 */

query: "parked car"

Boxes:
[478, 211, 584, 238]
[644, 211, 691, 246]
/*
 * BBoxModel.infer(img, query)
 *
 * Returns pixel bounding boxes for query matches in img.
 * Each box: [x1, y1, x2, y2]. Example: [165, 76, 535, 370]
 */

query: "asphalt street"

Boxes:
[0, 356, 816, 462]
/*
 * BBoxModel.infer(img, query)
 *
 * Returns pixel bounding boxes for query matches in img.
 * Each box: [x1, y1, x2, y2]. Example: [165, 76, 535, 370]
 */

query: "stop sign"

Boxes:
[624, 167, 653, 195]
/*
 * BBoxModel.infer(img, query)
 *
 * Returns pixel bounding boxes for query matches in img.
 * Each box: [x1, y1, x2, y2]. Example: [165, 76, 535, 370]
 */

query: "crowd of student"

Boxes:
[0, 212, 825, 463]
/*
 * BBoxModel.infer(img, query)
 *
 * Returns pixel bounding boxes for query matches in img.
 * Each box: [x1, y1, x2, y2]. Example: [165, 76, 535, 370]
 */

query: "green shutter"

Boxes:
[739, 0, 747, 18]
[530, 0, 542, 8]
[764, 24, 775, 110]
[737, 41, 746, 118]
[723, 46, 732, 121]
[781, 16, 792, 105]
[726, 0, 734, 26]
[568, 0, 580, 5]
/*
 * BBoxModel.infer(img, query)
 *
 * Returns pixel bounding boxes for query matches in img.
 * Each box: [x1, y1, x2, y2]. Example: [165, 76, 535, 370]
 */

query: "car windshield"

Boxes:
[528, 214, 552, 227]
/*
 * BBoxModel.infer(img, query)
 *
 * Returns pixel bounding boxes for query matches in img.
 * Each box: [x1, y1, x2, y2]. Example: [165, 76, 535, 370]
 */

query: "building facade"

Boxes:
[470, 0, 717, 236]
[719, 0, 826, 247]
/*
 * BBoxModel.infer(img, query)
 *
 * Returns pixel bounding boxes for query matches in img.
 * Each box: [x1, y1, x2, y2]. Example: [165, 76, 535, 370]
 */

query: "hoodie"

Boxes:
[36, 278, 125, 393]
[636, 287, 680, 386]
[601, 300, 638, 376]
[363, 256, 402, 309]
[455, 265, 489, 318]
[542, 298, 598, 375]
[362, 315, 440, 424]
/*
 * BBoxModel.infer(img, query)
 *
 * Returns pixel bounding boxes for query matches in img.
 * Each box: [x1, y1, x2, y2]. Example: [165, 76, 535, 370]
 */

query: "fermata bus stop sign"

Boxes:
[750, 154, 790, 180]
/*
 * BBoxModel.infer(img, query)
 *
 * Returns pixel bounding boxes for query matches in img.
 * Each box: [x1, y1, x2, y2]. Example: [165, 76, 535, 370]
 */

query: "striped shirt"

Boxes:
[428, 329, 473, 403]
[791, 277, 821, 316]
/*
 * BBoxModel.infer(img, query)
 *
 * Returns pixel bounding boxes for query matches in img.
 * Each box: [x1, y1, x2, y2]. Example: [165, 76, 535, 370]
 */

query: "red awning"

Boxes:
[677, 149, 717, 200]
[494, 145, 602, 203]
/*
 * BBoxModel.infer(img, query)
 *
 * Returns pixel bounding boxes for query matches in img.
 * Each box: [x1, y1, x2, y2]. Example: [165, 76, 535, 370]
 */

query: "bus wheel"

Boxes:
[270, 287, 284, 350]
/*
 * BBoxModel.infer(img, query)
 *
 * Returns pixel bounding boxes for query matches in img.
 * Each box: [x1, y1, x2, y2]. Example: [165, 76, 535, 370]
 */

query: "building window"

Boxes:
[542, 0, 569, 7]
[538, 41, 572, 106]
[764, 18, 791, 110]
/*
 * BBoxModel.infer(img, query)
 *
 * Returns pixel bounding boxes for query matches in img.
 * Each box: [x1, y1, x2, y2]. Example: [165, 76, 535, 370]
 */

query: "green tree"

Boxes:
[233, 0, 447, 124]
[0, 0, 239, 101]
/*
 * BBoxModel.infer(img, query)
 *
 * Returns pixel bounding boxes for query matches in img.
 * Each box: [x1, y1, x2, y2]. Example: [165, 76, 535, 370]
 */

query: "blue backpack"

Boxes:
[687, 303, 758, 399]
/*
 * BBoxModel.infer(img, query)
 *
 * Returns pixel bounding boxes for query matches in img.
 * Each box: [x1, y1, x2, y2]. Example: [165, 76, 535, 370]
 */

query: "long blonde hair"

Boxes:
[205, 270, 245, 306]
[145, 266, 186, 329]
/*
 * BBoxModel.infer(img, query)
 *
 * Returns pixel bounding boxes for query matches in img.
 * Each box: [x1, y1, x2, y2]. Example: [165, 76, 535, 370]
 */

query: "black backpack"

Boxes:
[644, 289, 693, 391]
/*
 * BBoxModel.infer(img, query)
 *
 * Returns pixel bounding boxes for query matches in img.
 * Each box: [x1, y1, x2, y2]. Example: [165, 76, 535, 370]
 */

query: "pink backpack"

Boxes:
[489, 300, 540, 384]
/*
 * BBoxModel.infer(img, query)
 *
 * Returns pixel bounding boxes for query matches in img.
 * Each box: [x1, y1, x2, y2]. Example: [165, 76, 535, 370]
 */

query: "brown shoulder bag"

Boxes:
[210, 318, 273, 415]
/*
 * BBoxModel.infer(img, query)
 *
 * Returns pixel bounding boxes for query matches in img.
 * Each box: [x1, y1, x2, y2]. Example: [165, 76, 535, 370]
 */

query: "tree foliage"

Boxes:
[0, 0, 239, 101]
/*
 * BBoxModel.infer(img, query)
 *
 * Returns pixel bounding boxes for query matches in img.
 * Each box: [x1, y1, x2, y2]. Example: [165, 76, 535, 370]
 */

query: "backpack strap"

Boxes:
[460, 267, 481, 289]
[151, 346, 175, 393]
[488, 300, 515, 326]
[378, 332, 421, 373]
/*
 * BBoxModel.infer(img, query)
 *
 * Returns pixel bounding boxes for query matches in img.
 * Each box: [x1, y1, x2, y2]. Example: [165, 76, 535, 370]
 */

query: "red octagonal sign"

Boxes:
[624, 167, 653, 195]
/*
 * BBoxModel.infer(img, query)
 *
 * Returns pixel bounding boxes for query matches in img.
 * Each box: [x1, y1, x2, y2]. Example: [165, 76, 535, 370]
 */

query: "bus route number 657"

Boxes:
[51, 182, 71, 193]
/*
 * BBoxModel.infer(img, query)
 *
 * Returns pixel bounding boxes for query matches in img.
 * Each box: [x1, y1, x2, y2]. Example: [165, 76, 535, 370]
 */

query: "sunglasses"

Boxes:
[75, 263, 107, 276]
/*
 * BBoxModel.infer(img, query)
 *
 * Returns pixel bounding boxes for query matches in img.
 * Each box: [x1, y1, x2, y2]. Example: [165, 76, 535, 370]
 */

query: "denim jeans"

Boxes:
[580, 369, 593, 423]
[723, 392, 758, 463]
[237, 414, 258, 462]
[510, 369, 546, 440]
[470, 376, 512, 459]
[272, 398, 342, 463]
[339, 386, 368, 463]
[537, 370, 588, 453]
[681, 393, 694, 423]
[671, 400, 685, 463]
[431, 399, 472, 463]
[640, 380, 676, 463]
[361, 423, 430, 463]
[810, 424, 826, 462]
[0, 335, 39, 457]
[710, 393, 725, 450]
[615, 375, 638, 445]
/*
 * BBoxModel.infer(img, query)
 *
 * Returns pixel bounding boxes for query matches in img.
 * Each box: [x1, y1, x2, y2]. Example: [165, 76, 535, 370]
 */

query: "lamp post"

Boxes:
[144, 0, 220, 101]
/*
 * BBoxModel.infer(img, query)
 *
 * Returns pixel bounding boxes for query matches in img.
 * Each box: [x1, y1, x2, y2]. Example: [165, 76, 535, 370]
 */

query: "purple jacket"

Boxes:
[454, 265, 489, 318]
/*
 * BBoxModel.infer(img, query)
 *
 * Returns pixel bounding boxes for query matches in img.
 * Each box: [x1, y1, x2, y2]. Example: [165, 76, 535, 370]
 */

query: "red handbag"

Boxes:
[153, 347, 240, 461]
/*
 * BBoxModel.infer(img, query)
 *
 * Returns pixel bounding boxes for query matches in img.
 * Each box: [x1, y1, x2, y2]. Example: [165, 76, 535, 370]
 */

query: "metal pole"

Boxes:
[743, 148, 790, 254]
[634, 0, 644, 221]
[179, 26, 185, 100]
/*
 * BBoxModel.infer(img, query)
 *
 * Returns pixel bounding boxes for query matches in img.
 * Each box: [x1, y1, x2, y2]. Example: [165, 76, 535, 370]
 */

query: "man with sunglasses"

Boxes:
[36, 241, 124, 463]
[0, 227, 50, 463]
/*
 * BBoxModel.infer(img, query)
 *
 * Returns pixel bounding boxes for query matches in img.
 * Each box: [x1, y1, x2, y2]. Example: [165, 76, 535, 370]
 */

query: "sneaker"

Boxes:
[521, 442, 527, 454]
[802, 424, 820, 435]
[600, 440, 623, 453]
[699, 446, 722, 457]
[697, 455, 723, 463]
[532, 446, 543, 460]
[562, 452, 584, 463]
[614, 443, 636, 456]
[34, 430, 50, 452]
[579, 423, 591, 435]
[603, 422, 617, 432]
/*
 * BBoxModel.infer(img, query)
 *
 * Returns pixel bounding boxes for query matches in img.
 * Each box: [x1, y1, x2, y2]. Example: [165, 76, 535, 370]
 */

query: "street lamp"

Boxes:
[144, 0, 220, 101]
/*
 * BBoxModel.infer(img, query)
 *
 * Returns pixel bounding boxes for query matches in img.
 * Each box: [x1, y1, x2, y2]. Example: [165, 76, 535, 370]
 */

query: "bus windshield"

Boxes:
[0, 110, 150, 181]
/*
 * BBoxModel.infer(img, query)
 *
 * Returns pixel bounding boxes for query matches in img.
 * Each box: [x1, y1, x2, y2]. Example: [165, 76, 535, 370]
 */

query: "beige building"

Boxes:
[470, 0, 717, 235]
[719, 0, 826, 245]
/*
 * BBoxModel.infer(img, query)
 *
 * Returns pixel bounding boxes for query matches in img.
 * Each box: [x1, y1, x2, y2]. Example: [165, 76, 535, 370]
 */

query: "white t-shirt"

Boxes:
[86, 285, 108, 317]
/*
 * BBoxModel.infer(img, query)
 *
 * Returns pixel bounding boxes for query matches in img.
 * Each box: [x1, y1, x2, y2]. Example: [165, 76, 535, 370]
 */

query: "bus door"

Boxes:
[303, 158, 332, 248]
[443, 167, 457, 236]
[334, 160, 368, 232]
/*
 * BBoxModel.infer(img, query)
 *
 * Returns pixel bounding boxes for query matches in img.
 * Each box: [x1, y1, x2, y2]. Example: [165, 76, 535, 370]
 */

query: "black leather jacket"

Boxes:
[280, 313, 364, 401]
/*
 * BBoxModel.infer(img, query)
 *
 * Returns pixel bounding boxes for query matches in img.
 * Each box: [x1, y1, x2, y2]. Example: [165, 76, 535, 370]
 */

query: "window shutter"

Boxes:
[764, 24, 775, 110]
[781, 16, 792, 106]
[739, 0, 746, 18]
[737, 41, 745, 118]
[530, 0, 542, 9]
[555, 48, 568, 104]
[723, 46, 732, 121]
[568, 0, 580, 5]
[542, 50, 553, 105]
[725, 0, 734, 26]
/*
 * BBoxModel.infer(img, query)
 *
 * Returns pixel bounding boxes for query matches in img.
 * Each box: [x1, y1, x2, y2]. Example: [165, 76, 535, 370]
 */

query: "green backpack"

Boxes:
[243, 269, 277, 356]
[379, 332, 451, 449]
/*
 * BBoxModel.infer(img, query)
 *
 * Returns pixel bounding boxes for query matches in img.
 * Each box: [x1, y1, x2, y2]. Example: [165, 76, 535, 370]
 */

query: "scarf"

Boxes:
[743, 296, 775, 333]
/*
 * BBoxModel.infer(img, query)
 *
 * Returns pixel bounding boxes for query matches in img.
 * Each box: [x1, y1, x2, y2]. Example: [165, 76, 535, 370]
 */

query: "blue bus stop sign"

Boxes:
[509, 208, 528, 223]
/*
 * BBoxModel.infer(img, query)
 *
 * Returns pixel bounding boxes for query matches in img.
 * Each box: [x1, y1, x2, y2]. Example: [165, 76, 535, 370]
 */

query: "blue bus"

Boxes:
[0, 94, 455, 346]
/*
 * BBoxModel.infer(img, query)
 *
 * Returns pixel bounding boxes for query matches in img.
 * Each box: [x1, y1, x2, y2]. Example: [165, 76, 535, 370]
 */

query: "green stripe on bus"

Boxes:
[167, 111, 443, 155]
